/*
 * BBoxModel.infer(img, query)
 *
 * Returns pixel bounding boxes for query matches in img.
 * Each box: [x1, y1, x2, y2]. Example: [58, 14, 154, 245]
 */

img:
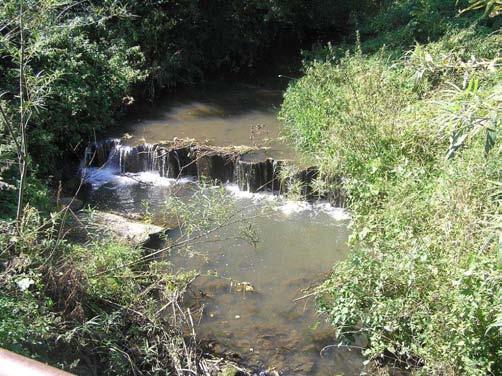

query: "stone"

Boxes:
[169, 146, 198, 177]
[233, 281, 256, 293]
[84, 139, 118, 168]
[234, 152, 273, 193]
[77, 211, 164, 246]
[218, 366, 239, 376]
[196, 148, 236, 183]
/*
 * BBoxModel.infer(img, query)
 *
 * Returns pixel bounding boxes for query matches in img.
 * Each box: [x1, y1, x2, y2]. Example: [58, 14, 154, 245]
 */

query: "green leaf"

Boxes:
[484, 127, 496, 157]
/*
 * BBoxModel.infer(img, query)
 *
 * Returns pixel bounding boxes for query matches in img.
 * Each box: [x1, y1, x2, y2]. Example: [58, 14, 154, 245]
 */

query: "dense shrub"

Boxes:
[280, 21, 501, 376]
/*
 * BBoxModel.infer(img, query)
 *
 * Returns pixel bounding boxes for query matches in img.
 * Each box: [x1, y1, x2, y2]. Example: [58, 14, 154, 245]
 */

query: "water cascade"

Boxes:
[82, 139, 346, 206]
[74, 81, 359, 375]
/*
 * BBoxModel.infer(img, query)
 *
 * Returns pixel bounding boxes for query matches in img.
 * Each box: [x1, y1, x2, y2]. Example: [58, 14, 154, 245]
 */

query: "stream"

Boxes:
[109, 81, 295, 160]
[80, 80, 363, 375]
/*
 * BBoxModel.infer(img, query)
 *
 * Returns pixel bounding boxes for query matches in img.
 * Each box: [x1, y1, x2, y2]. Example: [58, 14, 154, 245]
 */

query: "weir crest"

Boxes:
[81, 139, 346, 206]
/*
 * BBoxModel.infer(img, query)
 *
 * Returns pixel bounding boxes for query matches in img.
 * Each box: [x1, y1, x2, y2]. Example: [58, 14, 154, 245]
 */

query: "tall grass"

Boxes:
[280, 26, 501, 375]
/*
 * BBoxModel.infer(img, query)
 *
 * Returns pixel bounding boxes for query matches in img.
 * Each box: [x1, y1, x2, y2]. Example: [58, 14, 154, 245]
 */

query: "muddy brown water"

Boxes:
[83, 81, 363, 375]
[109, 81, 295, 161]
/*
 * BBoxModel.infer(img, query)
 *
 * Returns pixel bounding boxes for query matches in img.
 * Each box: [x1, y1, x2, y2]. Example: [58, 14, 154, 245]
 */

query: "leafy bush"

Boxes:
[280, 22, 501, 375]
[0, 279, 55, 358]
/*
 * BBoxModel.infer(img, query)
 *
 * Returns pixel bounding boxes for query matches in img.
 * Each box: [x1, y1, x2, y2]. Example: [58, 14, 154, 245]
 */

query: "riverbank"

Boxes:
[280, 5, 501, 375]
[1, 205, 189, 374]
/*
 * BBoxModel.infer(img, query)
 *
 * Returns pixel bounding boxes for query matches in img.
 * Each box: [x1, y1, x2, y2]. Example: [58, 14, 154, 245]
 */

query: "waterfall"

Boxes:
[117, 145, 132, 173]
[234, 157, 274, 193]
[80, 139, 346, 207]
[83, 139, 119, 168]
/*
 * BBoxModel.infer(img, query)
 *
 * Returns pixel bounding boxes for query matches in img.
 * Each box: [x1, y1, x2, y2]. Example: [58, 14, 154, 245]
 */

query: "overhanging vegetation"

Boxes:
[280, 1, 501, 374]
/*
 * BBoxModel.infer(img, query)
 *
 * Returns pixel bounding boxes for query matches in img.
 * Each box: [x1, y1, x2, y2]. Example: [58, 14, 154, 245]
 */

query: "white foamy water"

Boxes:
[82, 166, 350, 221]
[124, 172, 195, 187]
[224, 184, 350, 221]
[224, 183, 277, 201]
[278, 200, 351, 220]
[81, 167, 195, 189]
[81, 166, 124, 188]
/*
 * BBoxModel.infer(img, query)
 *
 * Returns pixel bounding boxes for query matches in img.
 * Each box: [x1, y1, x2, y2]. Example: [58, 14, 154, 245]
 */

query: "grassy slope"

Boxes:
[280, 7, 501, 376]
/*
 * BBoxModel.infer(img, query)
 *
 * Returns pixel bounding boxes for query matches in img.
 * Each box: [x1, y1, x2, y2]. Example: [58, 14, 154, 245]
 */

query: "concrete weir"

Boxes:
[82, 139, 346, 206]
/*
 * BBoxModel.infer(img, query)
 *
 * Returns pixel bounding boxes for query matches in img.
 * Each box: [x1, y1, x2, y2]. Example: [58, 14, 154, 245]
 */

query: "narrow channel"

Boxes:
[80, 80, 363, 375]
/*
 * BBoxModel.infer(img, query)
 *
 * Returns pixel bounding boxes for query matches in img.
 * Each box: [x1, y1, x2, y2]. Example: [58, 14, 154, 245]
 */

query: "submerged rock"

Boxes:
[196, 276, 230, 296]
[288, 357, 315, 374]
[233, 281, 256, 293]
